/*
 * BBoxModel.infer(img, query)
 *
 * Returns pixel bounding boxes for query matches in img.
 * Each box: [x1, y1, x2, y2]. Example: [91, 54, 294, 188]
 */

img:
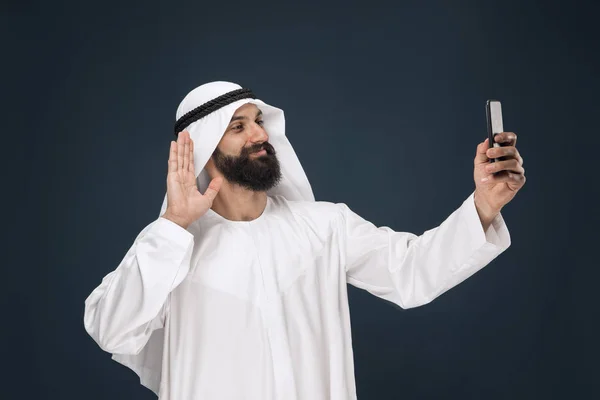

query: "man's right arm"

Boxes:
[83, 217, 194, 355]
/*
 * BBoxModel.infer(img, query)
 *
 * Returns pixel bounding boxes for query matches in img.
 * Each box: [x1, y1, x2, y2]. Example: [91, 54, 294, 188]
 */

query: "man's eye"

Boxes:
[256, 120, 264, 126]
[232, 124, 243, 130]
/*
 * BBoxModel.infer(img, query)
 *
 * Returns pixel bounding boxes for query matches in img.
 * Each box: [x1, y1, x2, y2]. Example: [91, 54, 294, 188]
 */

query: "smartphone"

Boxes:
[486, 99, 505, 163]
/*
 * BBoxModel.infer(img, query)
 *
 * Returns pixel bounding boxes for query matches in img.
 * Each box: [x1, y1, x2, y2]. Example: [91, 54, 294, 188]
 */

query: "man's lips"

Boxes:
[251, 149, 267, 156]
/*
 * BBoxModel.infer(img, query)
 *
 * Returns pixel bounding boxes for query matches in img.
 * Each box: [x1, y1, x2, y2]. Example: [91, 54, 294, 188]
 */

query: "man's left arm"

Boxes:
[343, 132, 526, 308]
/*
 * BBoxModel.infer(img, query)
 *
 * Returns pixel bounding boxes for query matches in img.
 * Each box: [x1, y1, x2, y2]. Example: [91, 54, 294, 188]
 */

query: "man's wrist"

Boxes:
[162, 211, 190, 230]
[473, 190, 499, 232]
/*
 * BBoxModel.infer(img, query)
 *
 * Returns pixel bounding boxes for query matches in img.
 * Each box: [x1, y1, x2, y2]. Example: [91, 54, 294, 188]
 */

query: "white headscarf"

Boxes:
[158, 81, 314, 218]
[113, 81, 314, 395]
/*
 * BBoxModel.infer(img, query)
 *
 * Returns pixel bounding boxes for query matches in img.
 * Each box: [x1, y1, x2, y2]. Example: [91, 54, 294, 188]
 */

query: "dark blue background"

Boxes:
[5, 0, 599, 398]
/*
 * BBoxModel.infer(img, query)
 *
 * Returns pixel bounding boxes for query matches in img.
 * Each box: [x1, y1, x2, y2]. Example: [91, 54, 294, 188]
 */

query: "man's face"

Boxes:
[211, 103, 282, 192]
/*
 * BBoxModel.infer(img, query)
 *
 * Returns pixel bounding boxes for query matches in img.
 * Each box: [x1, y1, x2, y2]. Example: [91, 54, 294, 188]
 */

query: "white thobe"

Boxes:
[84, 191, 510, 399]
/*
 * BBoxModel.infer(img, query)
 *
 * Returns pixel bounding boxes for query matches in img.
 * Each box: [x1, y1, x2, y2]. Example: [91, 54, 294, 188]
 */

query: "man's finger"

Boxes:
[177, 132, 184, 170]
[481, 170, 526, 185]
[485, 159, 524, 175]
[474, 138, 490, 165]
[486, 145, 517, 159]
[168, 141, 178, 173]
[204, 177, 223, 203]
[495, 131, 517, 147]
[183, 136, 189, 171]
[189, 138, 195, 173]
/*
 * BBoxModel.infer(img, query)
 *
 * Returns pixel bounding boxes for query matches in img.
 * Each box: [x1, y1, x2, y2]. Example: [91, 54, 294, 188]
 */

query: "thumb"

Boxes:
[474, 138, 490, 165]
[204, 177, 223, 203]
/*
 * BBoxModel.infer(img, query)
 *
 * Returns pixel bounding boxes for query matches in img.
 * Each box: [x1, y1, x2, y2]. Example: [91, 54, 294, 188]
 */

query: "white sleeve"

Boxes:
[84, 217, 194, 355]
[342, 191, 511, 309]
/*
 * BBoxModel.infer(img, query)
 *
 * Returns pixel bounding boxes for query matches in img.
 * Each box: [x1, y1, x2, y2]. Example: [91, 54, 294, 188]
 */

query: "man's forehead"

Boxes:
[231, 103, 262, 119]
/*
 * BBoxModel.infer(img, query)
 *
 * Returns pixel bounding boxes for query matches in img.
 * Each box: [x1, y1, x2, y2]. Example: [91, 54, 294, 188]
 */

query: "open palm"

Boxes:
[164, 130, 222, 227]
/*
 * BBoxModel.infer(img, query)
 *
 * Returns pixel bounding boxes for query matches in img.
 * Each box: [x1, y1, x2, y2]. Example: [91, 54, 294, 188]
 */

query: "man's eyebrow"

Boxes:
[229, 109, 263, 123]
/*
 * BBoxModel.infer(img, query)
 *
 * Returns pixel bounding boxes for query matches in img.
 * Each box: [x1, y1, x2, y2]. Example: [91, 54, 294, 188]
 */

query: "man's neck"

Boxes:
[210, 181, 268, 222]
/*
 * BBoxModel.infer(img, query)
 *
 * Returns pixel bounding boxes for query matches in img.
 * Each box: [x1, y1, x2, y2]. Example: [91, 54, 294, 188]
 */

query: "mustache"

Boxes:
[244, 142, 276, 156]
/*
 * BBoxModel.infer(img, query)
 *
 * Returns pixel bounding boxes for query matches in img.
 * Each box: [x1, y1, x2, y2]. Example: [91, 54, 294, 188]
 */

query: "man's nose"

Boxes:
[249, 122, 268, 143]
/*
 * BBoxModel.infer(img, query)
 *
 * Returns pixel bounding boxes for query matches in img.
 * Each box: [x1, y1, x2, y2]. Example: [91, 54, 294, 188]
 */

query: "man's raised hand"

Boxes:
[162, 130, 223, 229]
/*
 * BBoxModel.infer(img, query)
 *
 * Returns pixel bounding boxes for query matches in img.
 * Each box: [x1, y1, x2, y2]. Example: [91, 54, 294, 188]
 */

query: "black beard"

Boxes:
[211, 141, 282, 192]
